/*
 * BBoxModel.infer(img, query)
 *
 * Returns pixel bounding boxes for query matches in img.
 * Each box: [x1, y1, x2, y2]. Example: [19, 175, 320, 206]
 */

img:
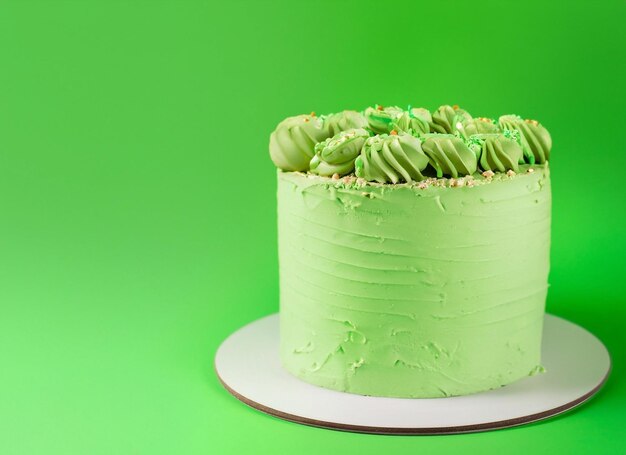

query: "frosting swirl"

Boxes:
[324, 110, 368, 136]
[430, 105, 472, 135]
[355, 133, 429, 183]
[309, 128, 369, 177]
[458, 117, 499, 139]
[468, 133, 523, 173]
[499, 115, 552, 164]
[391, 107, 431, 135]
[421, 134, 477, 178]
[364, 105, 404, 134]
[269, 114, 330, 171]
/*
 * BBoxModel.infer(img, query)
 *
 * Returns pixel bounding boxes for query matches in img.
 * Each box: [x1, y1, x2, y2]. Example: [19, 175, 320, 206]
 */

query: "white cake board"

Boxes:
[215, 314, 610, 435]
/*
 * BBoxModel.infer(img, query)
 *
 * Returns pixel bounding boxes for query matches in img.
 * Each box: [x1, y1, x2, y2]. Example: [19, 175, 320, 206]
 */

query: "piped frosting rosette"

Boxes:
[499, 115, 552, 164]
[429, 105, 473, 135]
[391, 107, 431, 135]
[364, 105, 405, 134]
[324, 110, 368, 136]
[458, 117, 500, 139]
[269, 113, 330, 171]
[354, 132, 429, 183]
[421, 133, 478, 178]
[309, 128, 370, 177]
[467, 132, 524, 173]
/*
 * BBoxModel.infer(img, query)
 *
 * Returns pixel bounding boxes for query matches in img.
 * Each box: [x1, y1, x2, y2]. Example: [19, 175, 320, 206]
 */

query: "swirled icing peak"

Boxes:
[310, 128, 369, 177]
[355, 132, 429, 183]
[324, 110, 368, 136]
[364, 105, 404, 134]
[499, 115, 552, 164]
[269, 113, 331, 171]
[391, 107, 431, 135]
[468, 133, 523, 173]
[421, 134, 477, 178]
[458, 117, 499, 139]
[430, 105, 472, 135]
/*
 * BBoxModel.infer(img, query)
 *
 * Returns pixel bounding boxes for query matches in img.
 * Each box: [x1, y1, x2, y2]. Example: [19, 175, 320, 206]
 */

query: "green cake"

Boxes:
[269, 105, 553, 398]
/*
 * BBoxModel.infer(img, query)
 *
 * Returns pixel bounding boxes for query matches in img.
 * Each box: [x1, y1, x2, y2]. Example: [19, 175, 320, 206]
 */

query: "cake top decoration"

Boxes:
[269, 105, 552, 183]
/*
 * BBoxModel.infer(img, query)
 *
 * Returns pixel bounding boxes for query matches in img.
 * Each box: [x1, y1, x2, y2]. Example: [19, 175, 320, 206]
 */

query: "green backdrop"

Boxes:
[1, 0, 624, 453]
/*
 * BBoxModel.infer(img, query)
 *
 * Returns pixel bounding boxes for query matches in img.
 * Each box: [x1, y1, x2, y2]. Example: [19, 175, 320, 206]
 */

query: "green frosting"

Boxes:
[278, 166, 551, 397]
[430, 105, 472, 134]
[324, 110, 368, 136]
[354, 133, 429, 183]
[499, 115, 552, 164]
[391, 107, 431, 135]
[409, 107, 432, 134]
[269, 114, 330, 171]
[468, 133, 523, 173]
[364, 105, 404, 134]
[310, 128, 369, 177]
[421, 134, 477, 178]
[268, 106, 553, 178]
[458, 117, 499, 139]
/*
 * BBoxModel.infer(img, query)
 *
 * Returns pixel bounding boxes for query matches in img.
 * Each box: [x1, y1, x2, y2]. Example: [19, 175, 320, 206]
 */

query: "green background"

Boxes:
[1, 0, 624, 453]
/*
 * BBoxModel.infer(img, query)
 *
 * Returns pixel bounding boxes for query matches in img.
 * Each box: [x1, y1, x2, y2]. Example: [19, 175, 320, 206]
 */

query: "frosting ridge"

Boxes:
[421, 134, 478, 178]
[269, 114, 330, 171]
[310, 128, 369, 177]
[355, 133, 429, 183]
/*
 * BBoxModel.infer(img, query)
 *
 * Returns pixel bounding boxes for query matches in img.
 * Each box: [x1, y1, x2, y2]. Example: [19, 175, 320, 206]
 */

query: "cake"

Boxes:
[269, 105, 553, 398]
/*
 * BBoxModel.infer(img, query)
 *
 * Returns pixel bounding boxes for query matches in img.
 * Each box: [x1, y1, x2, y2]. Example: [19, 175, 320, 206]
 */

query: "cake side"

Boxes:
[278, 166, 551, 398]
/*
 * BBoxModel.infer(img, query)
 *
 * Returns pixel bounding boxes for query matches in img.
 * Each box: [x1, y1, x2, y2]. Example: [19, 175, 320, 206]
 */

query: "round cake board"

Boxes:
[214, 314, 610, 435]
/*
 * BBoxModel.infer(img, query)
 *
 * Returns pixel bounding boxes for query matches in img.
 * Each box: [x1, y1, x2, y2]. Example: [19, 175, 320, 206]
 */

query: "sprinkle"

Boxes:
[310, 111, 316, 117]
[527, 168, 535, 173]
[467, 180, 475, 187]
[390, 130, 398, 135]
[482, 170, 495, 178]
[377, 105, 384, 111]
[417, 182, 428, 189]
[332, 173, 340, 180]
[452, 104, 459, 110]
[304, 118, 309, 122]
[507, 170, 516, 177]
[525, 119, 539, 126]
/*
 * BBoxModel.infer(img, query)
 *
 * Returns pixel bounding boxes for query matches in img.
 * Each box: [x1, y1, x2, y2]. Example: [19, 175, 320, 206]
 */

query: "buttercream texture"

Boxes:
[278, 167, 551, 398]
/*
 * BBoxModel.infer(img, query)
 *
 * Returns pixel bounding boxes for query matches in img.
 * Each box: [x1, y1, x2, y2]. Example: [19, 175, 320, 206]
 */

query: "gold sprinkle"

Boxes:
[525, 119, 539, 126]
[304, 118, 309, 122]
[507, 170, 516, 177]
[331, 173, 340, 180]
[527, 168, 535, 173]
[482, 170, 495, 178]
[452, 104, 460, 110]
[417, 182, 428, 189]
[377, 105, 384, 111]
[310, 111, 316, 117]
[390, 130, 398, 135]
